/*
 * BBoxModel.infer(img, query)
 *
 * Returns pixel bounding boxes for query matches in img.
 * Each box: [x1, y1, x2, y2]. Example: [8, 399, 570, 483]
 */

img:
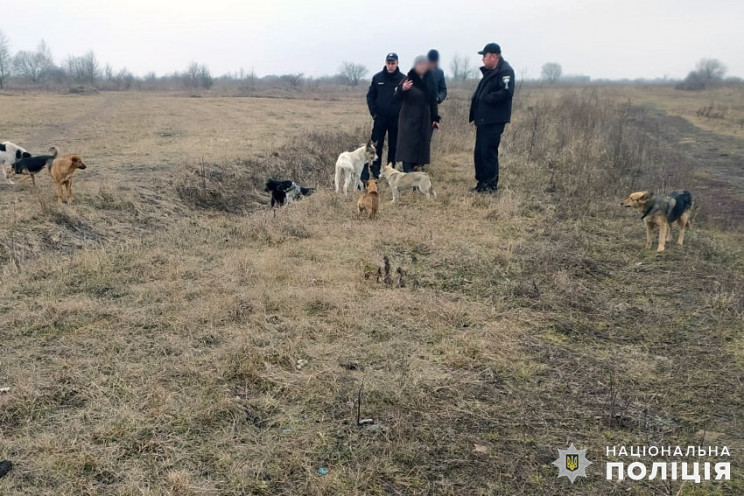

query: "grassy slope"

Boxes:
[1, 88, 743, 495]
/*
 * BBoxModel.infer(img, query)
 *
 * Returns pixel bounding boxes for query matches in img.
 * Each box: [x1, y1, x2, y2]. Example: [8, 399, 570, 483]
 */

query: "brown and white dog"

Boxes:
[49, 153, 87, 203]
[621, 190, 694, 252]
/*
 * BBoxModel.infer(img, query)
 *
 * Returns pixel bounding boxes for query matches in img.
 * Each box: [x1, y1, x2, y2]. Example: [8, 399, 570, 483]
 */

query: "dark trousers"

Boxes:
[402, 162, 418, 172]
[362, 115, 398, 181]
[474, 123, 505, 187]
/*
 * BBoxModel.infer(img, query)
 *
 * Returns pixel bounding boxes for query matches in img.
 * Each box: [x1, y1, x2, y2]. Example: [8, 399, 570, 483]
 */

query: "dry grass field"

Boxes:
[1, 86, 743, 495]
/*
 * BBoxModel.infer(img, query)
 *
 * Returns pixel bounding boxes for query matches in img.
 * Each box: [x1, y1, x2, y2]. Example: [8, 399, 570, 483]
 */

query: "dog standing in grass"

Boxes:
[357, 179, 379, 219]
[621, 190, 694, 252]
[380, 163, 436, 202]
[334, 141, 378, 195]
[0, 142, 32, 184]
[11, 146, 59, 187]
[50, 153, 87, 203]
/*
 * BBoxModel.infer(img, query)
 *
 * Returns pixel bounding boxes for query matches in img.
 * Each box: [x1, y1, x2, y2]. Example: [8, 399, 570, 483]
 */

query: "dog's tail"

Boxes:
[46, 146, 59, 174]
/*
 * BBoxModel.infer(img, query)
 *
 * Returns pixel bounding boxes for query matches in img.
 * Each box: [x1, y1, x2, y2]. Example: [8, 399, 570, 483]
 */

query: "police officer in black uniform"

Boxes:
[469, 43, 515, 192]
[364, 52, 406, 181]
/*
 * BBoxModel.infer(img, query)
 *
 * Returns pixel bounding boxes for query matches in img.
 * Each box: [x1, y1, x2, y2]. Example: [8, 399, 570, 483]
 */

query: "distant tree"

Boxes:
[113, 68, 135, 90]
[104, 63, 114, 81]
[450, 54, 475, 82]
[281, 73, 304, 88]
[338, 61, 368, 87]
[677, 58, 727, 91]
[695, 58, 726, 83]
[14, 39, 55, 83]
[183, 62, 212, 89]
[199, 64, 213, 89]
[0, 30, 11, 89]
[66, 51, 100, 85]
[541, 62, 562, 83]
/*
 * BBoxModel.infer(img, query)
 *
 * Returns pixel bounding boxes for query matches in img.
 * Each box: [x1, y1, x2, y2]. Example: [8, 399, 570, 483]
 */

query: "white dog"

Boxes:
[0, 141, 32, 184]
[334, 141, 378, 195]
[380, 163, 437, 202]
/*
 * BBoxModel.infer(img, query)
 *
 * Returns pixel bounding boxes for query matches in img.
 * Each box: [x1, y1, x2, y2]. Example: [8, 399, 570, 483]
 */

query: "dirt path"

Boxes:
[633, 105, 744, 230]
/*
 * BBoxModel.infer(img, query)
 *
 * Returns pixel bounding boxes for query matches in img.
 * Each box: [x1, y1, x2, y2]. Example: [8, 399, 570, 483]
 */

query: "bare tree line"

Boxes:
[0, 30, 737, 93]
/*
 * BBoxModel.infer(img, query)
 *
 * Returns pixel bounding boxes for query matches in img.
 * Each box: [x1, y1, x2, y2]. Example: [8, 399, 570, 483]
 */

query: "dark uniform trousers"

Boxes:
[474, 122, 505, 187]
[362, 114, 398, 181]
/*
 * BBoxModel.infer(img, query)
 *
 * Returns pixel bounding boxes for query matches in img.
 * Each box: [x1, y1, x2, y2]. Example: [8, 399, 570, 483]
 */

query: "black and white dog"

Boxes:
[12, 146, 59, 186]
[0, 142, 32, 184]
[265, 179, 315, 207]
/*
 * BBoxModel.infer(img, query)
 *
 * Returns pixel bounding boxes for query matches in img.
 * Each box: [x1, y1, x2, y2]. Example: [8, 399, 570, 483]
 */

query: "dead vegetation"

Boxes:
[0, 88, 743, 495]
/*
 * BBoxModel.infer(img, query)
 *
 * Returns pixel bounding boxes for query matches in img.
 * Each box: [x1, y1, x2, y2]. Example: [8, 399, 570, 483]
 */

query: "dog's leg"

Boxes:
[677, 213, 690, 245]
[1, 166, 13, 185]
[334, 167, 342, 193]
[66, 180, 73, 203]
[31, 174, 36, 187]
[644, 221, 654, 250]
[657, 222, 668, 252]
[55, 181, 64, 203]
[343, 173, 351, 195]
[391, 187, 398, 203]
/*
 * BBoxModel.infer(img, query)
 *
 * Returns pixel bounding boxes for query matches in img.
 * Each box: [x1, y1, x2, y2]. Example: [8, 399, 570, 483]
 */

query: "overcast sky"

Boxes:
[2, 0, 742, 80]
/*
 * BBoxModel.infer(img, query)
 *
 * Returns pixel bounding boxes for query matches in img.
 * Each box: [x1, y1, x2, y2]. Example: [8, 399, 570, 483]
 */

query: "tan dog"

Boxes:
[49, 154, 87, 203]
[621, 190, 693, 252]
[380, 163, 436, 203]
[357, 179, 379, 219]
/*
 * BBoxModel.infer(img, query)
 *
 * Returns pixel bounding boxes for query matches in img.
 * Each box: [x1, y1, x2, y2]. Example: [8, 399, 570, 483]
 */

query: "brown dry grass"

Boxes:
[1, 87, 743, 495]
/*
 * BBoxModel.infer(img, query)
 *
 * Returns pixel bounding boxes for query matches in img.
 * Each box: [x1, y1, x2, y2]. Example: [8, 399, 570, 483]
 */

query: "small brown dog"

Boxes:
[357, 179, 379, 219]
[49, 154, 87, 203]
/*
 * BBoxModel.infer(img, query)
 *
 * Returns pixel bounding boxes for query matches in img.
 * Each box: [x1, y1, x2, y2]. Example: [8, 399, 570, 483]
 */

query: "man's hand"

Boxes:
[402, 79, 413, 91]
[432, 121, 440, 129]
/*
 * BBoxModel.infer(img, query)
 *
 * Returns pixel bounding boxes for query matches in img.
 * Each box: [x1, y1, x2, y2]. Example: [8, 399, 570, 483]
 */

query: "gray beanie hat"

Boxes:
[413, 55, 428, 67]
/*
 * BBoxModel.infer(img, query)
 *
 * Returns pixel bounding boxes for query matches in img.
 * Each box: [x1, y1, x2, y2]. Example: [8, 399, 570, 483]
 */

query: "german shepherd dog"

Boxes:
[50, 153, 87, 203]
[265, 179, 314, 207]
[0, 141, 32, 184]
[621, 190, 694, 252]
[12, 146, 59, 187]
[357, 179, 379, 219]
[334, 141, 378, 195]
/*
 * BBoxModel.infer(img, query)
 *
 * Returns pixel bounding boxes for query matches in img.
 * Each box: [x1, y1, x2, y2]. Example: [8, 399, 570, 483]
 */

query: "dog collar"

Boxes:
[641, 205, 652, 219]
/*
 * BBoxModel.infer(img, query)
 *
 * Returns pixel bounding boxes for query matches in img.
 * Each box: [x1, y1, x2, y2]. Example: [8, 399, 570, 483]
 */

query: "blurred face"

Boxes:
[385, 59, 398, 72]
[414, 60, 428, 76]
[482, 52, 500, 69]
